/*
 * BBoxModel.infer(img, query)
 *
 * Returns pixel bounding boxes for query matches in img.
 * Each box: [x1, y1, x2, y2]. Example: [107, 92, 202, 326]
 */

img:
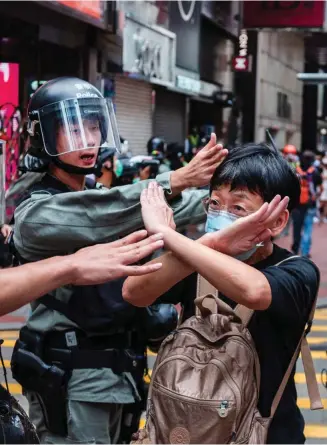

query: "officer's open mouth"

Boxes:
[80, 153, 95, 160]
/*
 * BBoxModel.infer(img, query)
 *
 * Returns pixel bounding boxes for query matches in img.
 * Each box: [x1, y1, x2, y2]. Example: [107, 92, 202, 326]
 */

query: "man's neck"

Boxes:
[247, 241, 274, 266]
[49, 165, 85, 191]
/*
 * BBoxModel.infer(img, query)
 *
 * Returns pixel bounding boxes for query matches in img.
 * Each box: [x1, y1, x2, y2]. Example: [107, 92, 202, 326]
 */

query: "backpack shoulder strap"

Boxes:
[235, 255, 322, 414]
[195, 274, 218, 317]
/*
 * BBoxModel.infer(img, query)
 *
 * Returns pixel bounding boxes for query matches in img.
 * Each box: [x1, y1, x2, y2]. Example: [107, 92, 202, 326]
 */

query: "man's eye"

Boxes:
[209, 199, 220, 210]
[91, 125, 99, 131]
[233, 205, 246, 215]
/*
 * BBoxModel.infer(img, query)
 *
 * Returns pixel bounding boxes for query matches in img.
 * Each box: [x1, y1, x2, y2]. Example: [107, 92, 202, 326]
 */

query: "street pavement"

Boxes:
[0, 223, 327, 442]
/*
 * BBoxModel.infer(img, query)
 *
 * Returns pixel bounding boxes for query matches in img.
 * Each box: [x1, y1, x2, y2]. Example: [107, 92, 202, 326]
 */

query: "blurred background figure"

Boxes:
[147, 137, 170, 174]
[319, 156, 327, 223]
[282, 144, 299, 170]
[185, 126, 200, 162]
[291, 150, 322, 258]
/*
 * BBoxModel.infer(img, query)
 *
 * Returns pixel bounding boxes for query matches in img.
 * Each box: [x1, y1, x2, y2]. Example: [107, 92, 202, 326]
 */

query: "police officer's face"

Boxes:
[56, 119, 101, 168]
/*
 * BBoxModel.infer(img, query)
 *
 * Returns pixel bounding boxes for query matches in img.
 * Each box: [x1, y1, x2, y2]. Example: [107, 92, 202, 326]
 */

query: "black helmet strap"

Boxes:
[51, 156, 102, 177]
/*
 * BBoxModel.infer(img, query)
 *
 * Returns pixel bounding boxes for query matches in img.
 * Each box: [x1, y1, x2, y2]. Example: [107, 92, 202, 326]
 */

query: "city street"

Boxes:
[0, 223, 327, 442]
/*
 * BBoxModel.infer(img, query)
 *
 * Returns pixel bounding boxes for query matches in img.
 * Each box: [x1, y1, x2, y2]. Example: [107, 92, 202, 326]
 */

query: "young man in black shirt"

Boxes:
[123, 143, 320, 444]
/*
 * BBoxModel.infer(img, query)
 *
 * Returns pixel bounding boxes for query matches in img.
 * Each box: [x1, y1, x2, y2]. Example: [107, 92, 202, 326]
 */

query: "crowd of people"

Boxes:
[281, 144, 327, 258]
[0, 76, 322, 444]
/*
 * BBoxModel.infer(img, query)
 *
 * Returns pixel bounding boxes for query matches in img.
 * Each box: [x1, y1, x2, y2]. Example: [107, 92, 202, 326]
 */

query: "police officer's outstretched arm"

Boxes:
[14, 140, 226, 262]
[0, 230, 163, 316]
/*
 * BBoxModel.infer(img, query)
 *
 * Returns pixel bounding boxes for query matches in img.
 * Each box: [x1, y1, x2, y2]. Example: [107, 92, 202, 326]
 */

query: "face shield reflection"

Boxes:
[38, 97, 121, 156]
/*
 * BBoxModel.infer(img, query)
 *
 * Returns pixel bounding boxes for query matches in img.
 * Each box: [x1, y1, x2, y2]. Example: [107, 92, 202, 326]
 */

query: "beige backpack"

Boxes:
[133, 257, 322, 444]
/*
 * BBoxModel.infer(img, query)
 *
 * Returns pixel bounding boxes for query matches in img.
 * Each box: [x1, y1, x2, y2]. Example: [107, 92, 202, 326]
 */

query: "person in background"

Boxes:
[319, 156, 327, 223]
[185, 126, 200, 162]
[282, 144, 299, 170]
[279, 145, 299, 236]
[147, 137, 170, 174]
[292, 150, 322, 258]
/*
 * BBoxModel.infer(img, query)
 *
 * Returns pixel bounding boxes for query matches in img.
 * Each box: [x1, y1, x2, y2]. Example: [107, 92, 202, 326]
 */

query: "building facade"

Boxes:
[255, 30, 304, 149]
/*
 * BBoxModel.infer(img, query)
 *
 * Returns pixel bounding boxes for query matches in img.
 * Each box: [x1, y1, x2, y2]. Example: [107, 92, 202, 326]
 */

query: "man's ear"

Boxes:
[270, 210, 289, 237]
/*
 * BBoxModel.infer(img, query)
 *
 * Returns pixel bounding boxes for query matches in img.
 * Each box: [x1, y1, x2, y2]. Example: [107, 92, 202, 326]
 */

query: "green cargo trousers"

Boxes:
[27, 392, 123, 444]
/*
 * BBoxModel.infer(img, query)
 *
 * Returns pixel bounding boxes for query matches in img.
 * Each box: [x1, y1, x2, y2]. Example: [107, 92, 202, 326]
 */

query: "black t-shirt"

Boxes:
[158, 245, 320, 444]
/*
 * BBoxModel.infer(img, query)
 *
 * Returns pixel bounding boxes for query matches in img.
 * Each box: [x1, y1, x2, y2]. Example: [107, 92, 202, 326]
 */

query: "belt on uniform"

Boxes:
[45, 329, 136, 350]
[44, 347, 143, 374]
[43, 329, 146, 373]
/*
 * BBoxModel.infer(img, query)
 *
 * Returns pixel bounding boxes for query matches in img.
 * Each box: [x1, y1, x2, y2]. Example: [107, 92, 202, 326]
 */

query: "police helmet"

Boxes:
[97, 146, 117, 166]
[145, 304, 179, 353]
[283, 144, 297, 155]
[26, 77, 121, 175]
[147, 137, 166, 156]
[19, 153, 49, 173]
[0, 384, 39, 443]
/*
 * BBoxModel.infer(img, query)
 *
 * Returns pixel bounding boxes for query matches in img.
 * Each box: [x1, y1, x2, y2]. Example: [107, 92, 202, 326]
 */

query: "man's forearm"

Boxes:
[122, 234, 218, 306]
[160, 227, 271, 309]
[0, 256, 73, 316]
[125, 227, 271, 310]
[123, 250, 194, 306]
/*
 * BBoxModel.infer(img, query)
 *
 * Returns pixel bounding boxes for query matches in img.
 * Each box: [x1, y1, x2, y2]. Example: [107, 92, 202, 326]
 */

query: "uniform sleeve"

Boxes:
[13, 172, 207, 261]
[261, 257, 320, 326]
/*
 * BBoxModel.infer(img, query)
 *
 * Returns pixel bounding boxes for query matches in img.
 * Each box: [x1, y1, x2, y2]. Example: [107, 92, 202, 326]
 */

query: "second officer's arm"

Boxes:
[14, 143, 227, 261]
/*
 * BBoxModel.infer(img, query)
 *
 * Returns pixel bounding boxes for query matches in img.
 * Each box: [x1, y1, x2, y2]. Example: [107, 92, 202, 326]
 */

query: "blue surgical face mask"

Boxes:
[205, 209, 260, 261]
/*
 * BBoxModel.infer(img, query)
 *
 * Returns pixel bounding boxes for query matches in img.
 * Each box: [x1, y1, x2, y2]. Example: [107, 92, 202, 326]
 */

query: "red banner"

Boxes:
[243, 1, 325, 29]
[57, 0, 102, 20]
[0, 63, 20, 191]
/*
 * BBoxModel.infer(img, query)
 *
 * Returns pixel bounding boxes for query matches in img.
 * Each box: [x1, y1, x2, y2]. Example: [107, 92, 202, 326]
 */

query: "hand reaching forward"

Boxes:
[202, 195, 290, 257]
[183, 133, 228, 188]
[70, 230, 164, 285]
[141, 182, 176, 235]
[1, 224, 12, 243]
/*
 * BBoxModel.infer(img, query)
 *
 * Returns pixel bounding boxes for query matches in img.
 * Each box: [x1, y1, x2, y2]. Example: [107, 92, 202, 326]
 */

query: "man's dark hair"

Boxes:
[210, 143, 300, 212]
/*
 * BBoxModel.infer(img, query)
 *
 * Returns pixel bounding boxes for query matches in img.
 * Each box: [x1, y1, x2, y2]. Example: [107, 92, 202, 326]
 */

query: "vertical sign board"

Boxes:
[0, 141, 6, 225]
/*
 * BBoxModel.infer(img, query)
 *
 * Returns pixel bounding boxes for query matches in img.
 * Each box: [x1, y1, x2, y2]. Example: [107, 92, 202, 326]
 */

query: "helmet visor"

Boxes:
[38, 97, 121, 156]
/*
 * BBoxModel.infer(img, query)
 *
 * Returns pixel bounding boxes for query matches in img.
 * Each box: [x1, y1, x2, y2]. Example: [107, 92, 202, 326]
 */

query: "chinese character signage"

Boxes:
[243, 1, 326, 29]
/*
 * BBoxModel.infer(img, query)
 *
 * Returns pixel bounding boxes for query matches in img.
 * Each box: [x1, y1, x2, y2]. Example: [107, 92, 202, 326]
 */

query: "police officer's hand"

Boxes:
[171, 133, 228, 191]
[69, 230, 164, 285]
[201, 195, 290, 257]
[0, 224, 12, 244]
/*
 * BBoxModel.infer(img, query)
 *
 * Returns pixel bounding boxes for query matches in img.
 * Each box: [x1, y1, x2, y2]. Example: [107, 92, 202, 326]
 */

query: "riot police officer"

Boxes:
[11, 77, 225, 444]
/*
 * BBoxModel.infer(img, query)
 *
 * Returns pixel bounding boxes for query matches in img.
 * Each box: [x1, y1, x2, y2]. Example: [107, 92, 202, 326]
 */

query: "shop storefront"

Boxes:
[153, 86, 186, 145]
[114, 14, 176, 154]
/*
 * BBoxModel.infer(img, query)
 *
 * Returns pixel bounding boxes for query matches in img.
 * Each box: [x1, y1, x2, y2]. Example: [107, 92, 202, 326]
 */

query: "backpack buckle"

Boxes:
[305, 321, 313, 336]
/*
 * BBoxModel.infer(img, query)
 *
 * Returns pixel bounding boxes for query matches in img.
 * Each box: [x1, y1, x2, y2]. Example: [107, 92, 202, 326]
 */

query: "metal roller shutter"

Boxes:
[154, 88, 186, 145]
[115, 76, 152, 155]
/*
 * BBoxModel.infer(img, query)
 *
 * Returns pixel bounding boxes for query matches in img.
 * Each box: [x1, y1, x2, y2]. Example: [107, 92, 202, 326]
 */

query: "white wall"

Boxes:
[255, 30, 304, 150]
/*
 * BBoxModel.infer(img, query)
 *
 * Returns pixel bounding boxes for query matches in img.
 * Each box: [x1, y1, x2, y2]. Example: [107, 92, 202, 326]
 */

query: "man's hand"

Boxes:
[170, 133, 228, 194]
[201, 195, 290, 256]
[141, 182, 176, 234]
[69, 230, 164, 285]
